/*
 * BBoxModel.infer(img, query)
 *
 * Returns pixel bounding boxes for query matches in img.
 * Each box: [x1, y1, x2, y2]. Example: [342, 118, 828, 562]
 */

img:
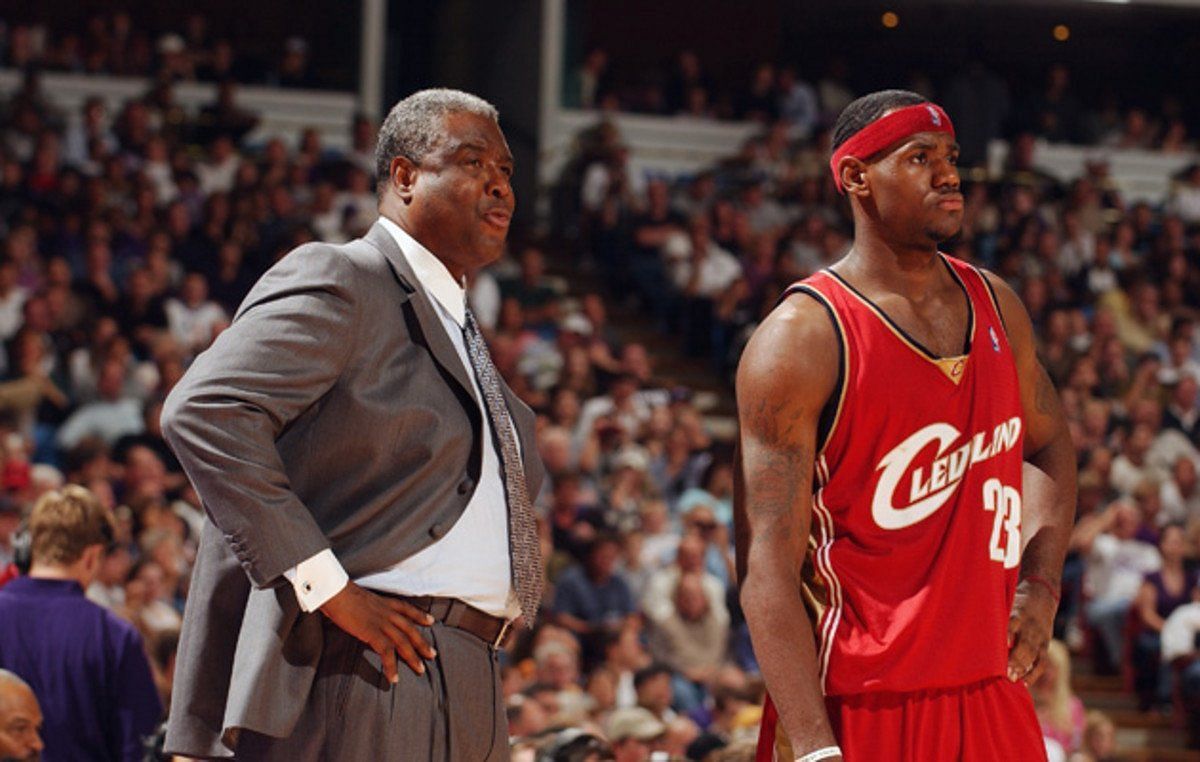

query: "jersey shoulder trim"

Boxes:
[778, 283, 849, 457]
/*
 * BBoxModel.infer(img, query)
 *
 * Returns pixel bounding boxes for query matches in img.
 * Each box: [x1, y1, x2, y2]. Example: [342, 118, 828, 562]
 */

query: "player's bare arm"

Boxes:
[984, 270, 1078, 683]
[735, 293, 841, 759]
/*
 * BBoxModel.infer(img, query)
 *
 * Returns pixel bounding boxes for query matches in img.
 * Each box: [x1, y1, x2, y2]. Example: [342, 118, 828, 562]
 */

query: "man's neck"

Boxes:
[28, 563, 88, 587]
[837, 235, 945, 303]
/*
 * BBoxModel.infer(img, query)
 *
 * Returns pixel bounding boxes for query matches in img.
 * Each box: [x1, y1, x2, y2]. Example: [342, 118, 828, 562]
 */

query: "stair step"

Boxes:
[1118, 746, 1200, 761]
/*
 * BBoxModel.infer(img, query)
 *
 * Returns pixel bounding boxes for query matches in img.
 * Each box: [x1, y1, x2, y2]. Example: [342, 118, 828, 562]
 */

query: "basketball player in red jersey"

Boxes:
[736, 90, 1077, 762]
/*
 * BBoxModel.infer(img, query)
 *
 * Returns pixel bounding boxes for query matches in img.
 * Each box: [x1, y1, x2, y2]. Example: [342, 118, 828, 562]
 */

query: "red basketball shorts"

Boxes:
[825, 677, 1047, 762]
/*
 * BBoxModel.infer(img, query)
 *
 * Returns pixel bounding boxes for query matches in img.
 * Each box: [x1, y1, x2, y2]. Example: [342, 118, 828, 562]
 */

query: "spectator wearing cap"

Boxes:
[607, 706, 666, 762]
[681, 504, 735, 589]
[0, 486, 161, 761]
[0, 670, 43, 762]
[604, 446, 651, 528]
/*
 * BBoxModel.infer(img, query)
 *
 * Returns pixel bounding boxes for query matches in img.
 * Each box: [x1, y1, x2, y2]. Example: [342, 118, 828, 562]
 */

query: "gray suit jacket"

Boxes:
[161, 222, 544, 758]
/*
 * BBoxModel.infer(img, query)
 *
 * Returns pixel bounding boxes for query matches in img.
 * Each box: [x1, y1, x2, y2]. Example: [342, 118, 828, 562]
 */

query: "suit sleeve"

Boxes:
[161, 244, 362, 588]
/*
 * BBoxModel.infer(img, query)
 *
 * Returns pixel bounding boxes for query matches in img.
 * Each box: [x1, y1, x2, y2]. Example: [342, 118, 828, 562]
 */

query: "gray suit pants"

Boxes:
[234, 618, 509, 761]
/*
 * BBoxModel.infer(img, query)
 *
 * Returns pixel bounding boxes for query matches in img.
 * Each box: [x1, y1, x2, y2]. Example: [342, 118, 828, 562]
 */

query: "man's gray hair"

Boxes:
[0, 668, 33, 696]
[374, 88, 499, 191]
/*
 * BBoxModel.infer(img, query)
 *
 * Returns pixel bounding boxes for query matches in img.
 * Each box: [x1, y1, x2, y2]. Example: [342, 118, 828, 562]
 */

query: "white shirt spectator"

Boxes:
[663, 232, 742, 298]
[1161, 602, 1200, 662]
[165, 297, 228, 356]
[1084, 533, 1161, 604]
[197, 152, 240, 195]
[1168, 184, 1200, 225]
[1160, 478, 1200, 526]
[0, 286, 28, 341]
[641, 566, 728, 628]
[580, 160, 646, 213]
[56, 398, 144, 449]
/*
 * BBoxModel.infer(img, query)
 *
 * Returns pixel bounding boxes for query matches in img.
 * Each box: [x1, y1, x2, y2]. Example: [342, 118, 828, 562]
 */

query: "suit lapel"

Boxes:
[365, 221, 543, 493]
[365, 222, 478, 404]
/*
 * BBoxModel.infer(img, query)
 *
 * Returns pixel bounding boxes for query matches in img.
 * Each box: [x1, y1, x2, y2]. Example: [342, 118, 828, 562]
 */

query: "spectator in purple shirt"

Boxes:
[0, 486, 162, 762]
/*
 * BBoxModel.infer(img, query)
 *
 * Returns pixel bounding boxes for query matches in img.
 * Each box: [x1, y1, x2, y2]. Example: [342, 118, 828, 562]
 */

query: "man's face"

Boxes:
[0, 684, 43, 761]
[398, 111, 515, 272]
[862, 129, 962, 245]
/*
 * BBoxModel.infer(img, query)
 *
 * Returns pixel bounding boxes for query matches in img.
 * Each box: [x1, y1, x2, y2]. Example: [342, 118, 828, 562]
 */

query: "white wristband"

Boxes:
[795, 748, 843, 762]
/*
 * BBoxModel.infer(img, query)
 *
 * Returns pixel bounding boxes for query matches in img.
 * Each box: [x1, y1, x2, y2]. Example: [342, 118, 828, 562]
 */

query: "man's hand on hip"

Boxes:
[1006, 577, 1057, 684]
[320, 582, 437, 684]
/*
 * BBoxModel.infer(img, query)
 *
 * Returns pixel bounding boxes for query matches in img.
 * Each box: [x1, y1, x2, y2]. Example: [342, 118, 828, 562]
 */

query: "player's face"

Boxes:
[867, 130, 962, 245]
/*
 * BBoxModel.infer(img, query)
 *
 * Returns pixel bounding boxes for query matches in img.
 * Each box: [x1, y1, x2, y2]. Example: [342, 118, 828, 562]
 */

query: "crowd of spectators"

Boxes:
[1, 20, 1200, 761]
[1, 11, 322, 89]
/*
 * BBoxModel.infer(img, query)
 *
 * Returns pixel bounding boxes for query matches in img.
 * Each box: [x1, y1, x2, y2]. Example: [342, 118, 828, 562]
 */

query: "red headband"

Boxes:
[830, 103, 955, 192]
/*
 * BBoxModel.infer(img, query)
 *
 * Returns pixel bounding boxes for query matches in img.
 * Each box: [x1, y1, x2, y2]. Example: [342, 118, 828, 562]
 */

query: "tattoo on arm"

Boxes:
[745, 397, 811, 544]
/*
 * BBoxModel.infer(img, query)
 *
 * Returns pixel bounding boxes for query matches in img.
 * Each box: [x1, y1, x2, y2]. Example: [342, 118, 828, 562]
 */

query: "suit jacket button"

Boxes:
[456, 478, 473, 495]
[429, 521, 451, 539]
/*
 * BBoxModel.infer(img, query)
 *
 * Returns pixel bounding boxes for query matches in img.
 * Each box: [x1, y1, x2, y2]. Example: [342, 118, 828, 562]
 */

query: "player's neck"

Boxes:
[838, 234, 944, 300]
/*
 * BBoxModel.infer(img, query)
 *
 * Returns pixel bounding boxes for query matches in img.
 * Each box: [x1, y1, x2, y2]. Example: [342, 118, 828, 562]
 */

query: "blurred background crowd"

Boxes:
[0, 6, 1198, 762]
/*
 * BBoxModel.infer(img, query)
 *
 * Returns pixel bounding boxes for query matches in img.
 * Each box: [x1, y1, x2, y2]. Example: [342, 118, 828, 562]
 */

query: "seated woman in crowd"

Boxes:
[1132, 522, 1198, 711]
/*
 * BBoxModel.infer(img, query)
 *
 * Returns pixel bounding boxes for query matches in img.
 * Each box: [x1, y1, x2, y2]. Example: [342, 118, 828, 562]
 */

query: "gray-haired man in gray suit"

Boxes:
[161, 89, 544, 760]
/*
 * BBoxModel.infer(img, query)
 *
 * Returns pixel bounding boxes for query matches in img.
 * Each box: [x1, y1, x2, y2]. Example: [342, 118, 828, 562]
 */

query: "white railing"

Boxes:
[987, 139, 1197, 203]
[543, 106, 1197, 205]
[540, 108, 762, 186]
[0, 69, 358, 150]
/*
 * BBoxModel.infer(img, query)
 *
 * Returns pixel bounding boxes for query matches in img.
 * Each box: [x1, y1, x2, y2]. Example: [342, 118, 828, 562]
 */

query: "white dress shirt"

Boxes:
[285, 217, 518, 618]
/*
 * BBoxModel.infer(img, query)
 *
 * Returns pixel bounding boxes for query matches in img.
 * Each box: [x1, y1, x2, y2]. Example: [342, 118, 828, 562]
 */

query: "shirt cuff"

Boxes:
[283, 548, 349, 612]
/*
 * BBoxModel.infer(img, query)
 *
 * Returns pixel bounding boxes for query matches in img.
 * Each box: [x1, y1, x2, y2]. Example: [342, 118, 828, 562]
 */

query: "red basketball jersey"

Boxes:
[788, 255, 1024, 696]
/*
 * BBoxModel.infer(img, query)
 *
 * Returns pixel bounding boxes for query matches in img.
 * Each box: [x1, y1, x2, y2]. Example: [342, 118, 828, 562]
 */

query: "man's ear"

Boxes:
[838, 157, 870, 198]
[81, 543, 105, 576]
[389, 156, 418, 203]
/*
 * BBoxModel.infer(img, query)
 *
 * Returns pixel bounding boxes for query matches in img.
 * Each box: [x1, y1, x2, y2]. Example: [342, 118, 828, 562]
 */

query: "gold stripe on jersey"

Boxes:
[798, 285, 852, 456]
[933, 353, 969, 385]
[801, 531, 832, 625]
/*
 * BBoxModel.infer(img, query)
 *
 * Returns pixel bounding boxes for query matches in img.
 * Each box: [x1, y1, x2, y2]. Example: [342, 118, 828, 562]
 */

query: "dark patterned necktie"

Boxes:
[462, 308, 544, 625]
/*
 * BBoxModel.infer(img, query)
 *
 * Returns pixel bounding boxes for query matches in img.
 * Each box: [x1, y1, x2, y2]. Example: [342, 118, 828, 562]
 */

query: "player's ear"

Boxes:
[839, 157, 870, 197]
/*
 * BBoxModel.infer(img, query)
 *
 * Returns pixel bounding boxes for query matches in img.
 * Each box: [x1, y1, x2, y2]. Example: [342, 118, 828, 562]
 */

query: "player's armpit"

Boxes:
[735, 293, 840, 758]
